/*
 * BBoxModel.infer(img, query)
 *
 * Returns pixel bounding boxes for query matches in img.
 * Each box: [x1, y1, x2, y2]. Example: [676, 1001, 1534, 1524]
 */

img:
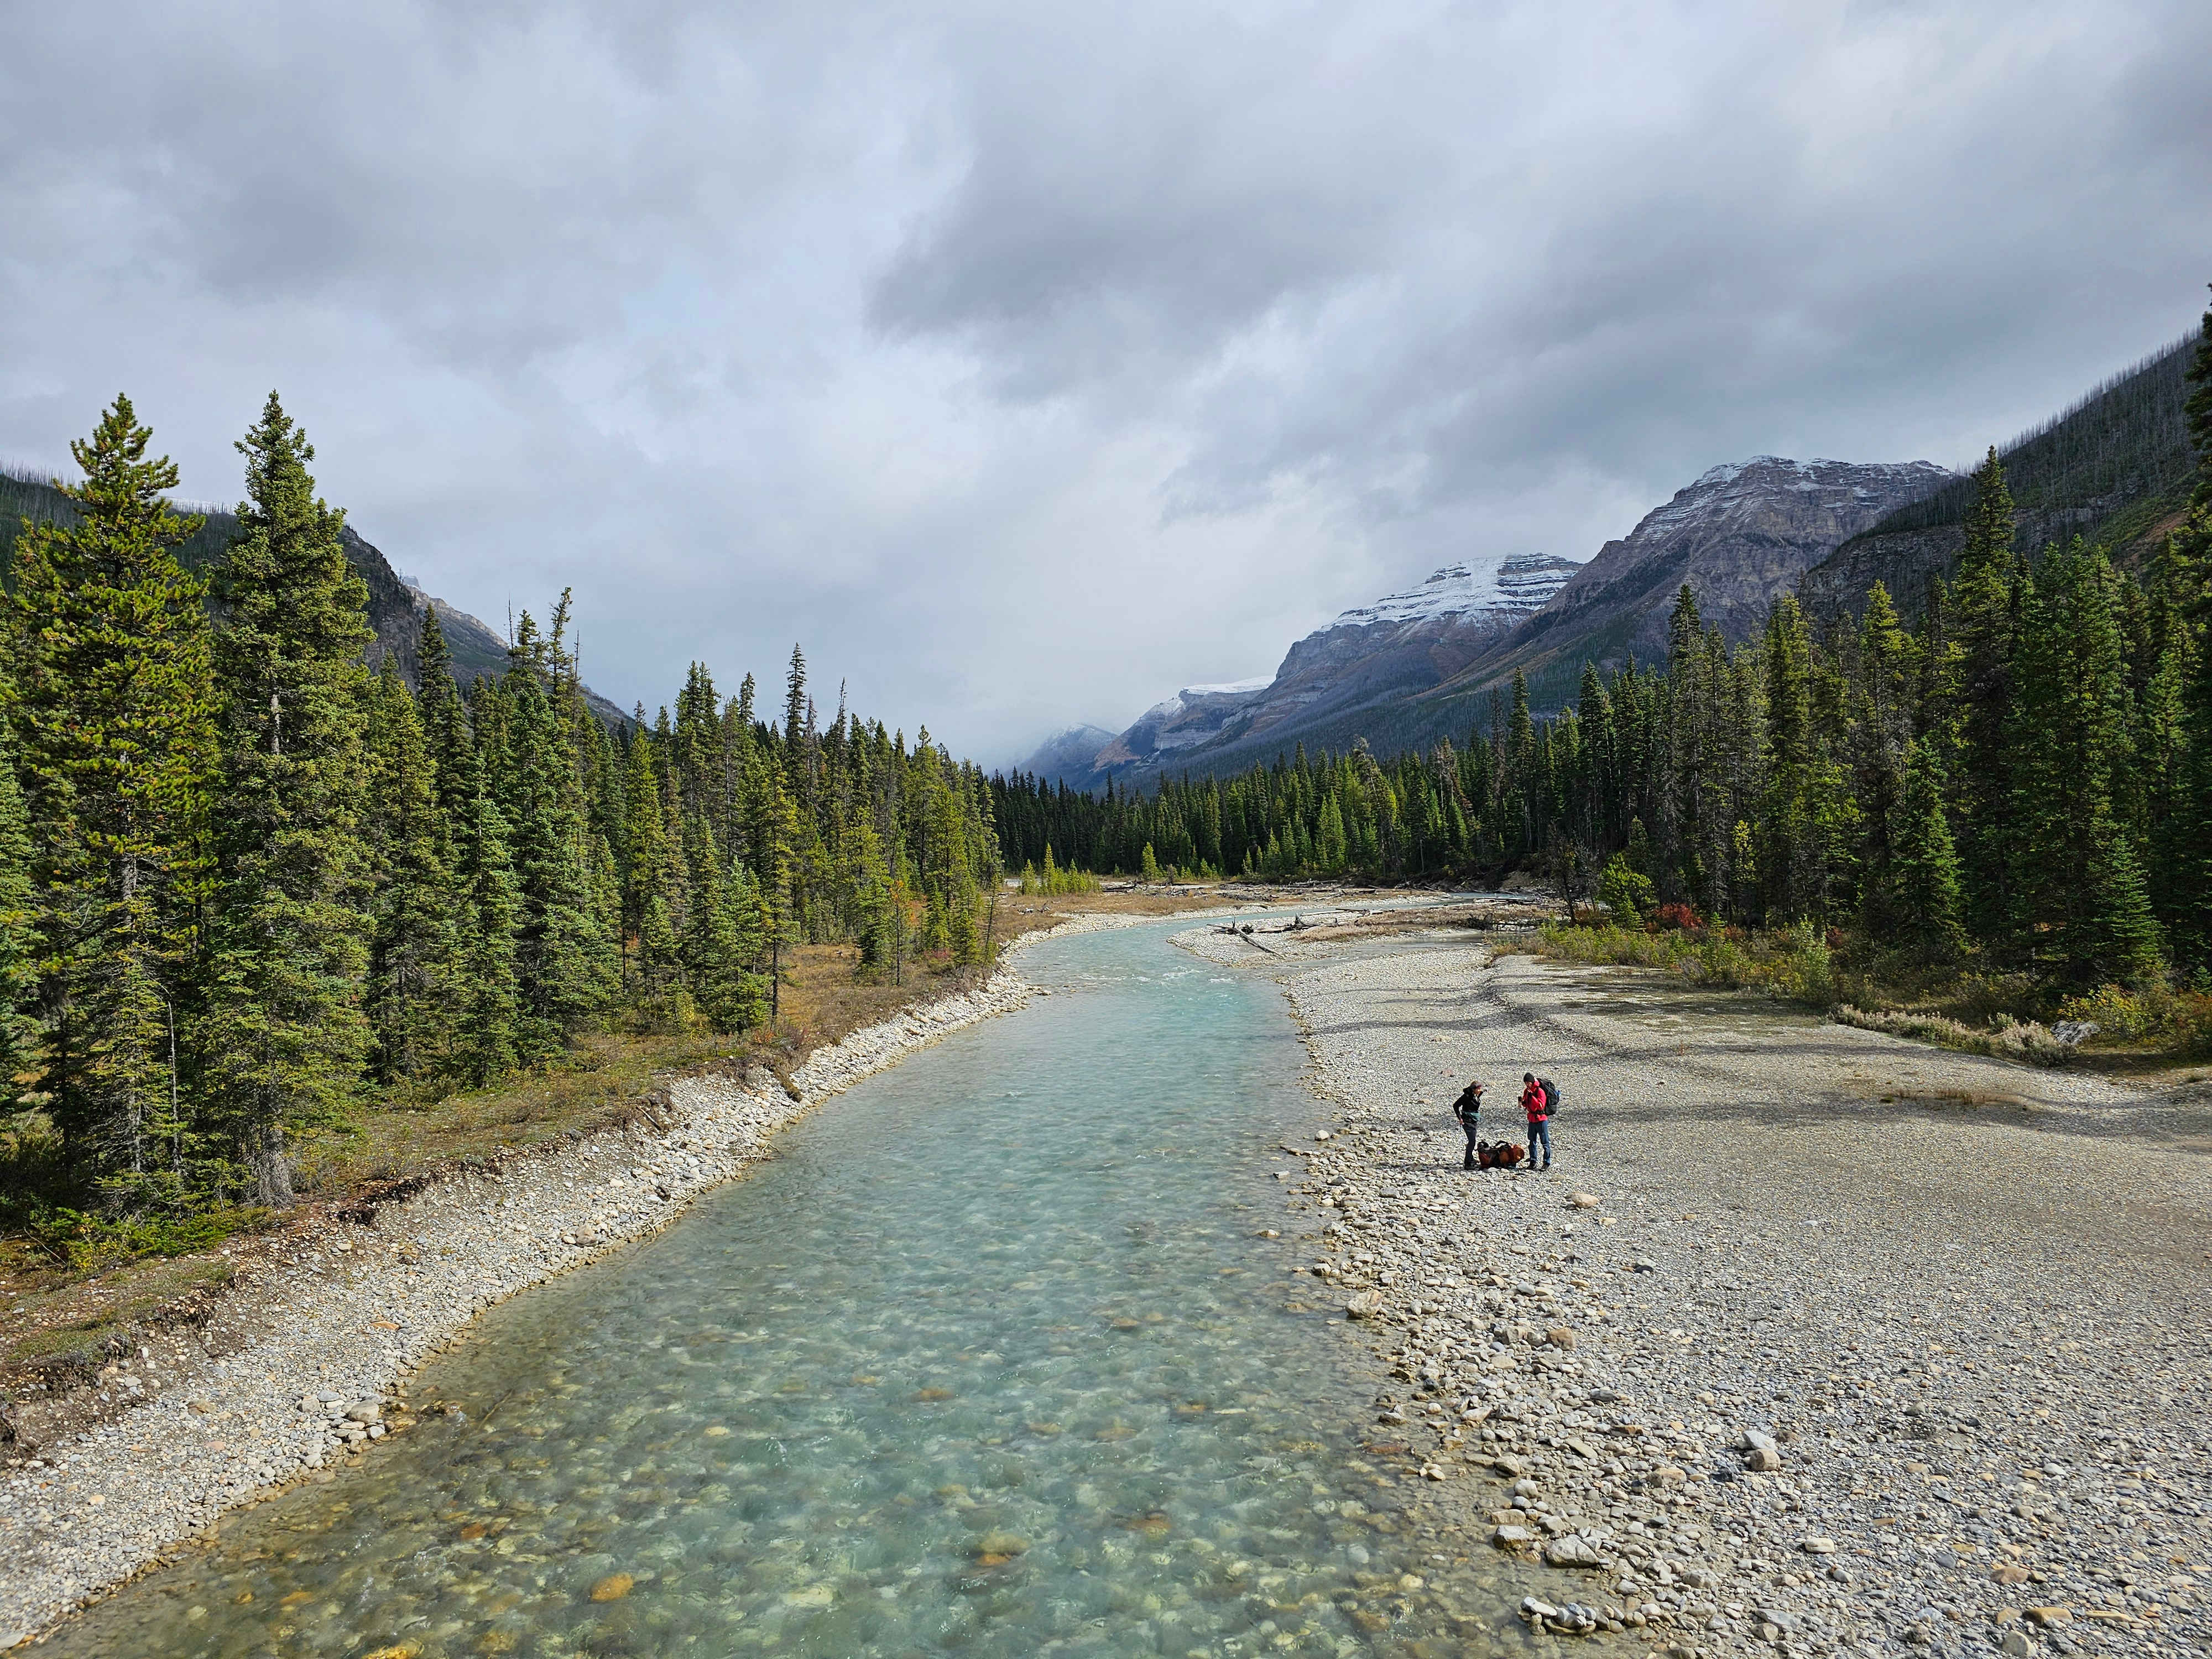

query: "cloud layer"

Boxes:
[3, 0, 2206, 759]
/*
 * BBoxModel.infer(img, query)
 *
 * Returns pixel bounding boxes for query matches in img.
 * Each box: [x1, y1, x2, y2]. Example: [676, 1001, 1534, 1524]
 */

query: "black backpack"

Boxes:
[1538, 1077, 1562, 1114]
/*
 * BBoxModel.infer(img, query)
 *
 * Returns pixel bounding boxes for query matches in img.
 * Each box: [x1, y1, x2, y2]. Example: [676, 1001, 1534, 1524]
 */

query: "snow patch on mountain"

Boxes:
[1138, 677, 1271, 724]
[1320, 552, 1582, 634]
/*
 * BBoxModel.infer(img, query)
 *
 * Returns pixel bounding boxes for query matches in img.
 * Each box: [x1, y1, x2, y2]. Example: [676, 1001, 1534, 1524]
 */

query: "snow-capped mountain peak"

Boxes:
[1322, 552, 1582, 634]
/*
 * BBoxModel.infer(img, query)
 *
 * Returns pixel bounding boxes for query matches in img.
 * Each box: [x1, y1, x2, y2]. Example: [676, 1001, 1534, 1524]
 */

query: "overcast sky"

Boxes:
[3, 2, 2206, 761]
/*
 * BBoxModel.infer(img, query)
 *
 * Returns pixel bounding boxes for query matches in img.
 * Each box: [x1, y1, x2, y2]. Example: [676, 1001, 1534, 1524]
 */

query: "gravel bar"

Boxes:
[1192, 926, 2212, 1659]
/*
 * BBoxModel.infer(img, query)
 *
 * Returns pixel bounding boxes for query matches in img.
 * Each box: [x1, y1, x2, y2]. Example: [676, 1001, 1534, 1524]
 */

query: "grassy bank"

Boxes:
[1530, 917, 2212, 1072]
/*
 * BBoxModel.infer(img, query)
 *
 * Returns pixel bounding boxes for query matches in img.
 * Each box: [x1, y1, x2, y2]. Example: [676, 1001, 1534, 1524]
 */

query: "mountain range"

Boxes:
[0, 468, 629, 726]
[1019, 321, 2203, 793]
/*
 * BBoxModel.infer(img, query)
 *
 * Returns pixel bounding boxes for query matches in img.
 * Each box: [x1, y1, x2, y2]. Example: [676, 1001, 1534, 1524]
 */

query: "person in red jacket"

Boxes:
[1520, 1072, 1553, 1170]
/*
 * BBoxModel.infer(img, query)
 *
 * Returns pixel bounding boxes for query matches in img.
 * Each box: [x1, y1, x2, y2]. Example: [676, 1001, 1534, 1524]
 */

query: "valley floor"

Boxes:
[1190, 924, 2212, 1659]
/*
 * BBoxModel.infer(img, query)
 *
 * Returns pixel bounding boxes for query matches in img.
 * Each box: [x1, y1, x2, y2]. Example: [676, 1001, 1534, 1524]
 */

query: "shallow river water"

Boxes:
[49, 921, 1520, 1658]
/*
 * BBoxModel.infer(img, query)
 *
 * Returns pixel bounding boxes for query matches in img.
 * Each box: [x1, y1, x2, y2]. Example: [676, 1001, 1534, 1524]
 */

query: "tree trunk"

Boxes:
[254, 1124, 294, 1208]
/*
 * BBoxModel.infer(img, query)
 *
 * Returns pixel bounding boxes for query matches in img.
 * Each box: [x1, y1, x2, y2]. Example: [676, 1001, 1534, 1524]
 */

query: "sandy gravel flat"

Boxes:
[1192, 922, 2212, 1659]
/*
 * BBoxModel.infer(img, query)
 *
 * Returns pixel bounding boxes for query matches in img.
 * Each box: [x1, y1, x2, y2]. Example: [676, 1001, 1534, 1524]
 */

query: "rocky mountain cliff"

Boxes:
[1801, 329, 2201, 621]
[0, 469, 628, 726]
[1503, 456, 1945, 665]
[1009, 723, 1120, 790]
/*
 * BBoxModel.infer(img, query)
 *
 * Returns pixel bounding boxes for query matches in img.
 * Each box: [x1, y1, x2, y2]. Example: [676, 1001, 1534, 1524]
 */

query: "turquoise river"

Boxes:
[44, 918, 1528, 1658]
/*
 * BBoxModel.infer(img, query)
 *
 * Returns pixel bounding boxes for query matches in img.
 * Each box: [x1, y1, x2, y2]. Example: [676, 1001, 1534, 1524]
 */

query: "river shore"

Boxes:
[1188, 921, 2212, 1658]
[1, 959, 1079, 1647]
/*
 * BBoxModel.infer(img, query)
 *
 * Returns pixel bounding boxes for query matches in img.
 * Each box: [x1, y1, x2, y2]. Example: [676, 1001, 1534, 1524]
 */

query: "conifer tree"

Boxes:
[6, 396, 215, 1203]
[1853, 583, 1917, 930]
[620, 731, 674, 981]
[679, 812, 764, 1031]
[1950, 448, 2019, 947]
[200, 393, 373, 1206]
[451, 787, 521, 1084]
[498, 627, 618, 1052]
[0, 747, 44, 1115]
[361, 660, 458, 1083]
[1890, 739, 1964, 961]
[415, 606, 477, 821]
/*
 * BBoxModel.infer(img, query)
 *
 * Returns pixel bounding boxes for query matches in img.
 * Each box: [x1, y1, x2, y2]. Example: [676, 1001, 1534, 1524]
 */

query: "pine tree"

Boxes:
[680, 813, 764, 1031]
[0, 747, 44, 1114]
[199, 393, 373, 1206]
[4, 396, 215, 1205]
[361, 660, 458, 1084]
[451, 787, 521, 1084]
[499, 629, 618, 1052]
[415, 606, 477, 821]
[2011, 542, 2164, 984]
[1853, 583, 1917, 931]
[1951, 448, 2019, 947]
[620, 732, 675, 987]
[1890, 739, 1965, 961]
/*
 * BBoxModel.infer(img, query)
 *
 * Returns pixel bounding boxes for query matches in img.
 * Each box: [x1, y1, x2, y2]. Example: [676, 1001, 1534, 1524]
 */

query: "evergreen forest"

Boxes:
[1, 395, 1004, 1234]
[995, 303, 2212, 1010]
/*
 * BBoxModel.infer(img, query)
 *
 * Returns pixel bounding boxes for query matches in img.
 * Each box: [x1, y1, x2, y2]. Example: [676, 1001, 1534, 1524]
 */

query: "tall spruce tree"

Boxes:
[200, 393, 373, 1205]
[361, 660, 458, 1083]
[0, 750, 40, 1114]
[451, 787, 521, 1084]
[679, 812, 763, 1031]
[1950, 447, 2020, 948]
[498, 624, 618, 1053]
[1890, 738, 1965, 961]
[5, 397, 215, 1205]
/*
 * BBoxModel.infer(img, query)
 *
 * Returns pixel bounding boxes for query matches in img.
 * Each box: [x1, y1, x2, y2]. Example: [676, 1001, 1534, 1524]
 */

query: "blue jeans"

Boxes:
[1528, 1119, 1552, 1166]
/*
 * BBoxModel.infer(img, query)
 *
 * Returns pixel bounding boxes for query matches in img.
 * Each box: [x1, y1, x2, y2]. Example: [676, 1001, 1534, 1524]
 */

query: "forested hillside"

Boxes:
[1, 397, 1003, 1235]
[1802, 328, 2201, 619]
[999, 297, 2212, 1014]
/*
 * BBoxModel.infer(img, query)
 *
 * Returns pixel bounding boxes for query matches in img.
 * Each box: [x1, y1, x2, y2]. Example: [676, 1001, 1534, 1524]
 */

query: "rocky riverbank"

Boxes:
[1188, 924, 2212, 1659]
[0, 964, 1055, 1647]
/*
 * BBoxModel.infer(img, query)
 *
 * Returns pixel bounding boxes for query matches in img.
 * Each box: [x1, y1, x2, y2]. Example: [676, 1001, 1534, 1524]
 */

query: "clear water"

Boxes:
[49, 922, 1524, 1658]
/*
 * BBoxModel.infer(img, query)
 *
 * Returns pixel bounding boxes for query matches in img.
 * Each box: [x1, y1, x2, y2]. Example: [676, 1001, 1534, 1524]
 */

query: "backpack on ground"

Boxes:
[1538, 1077, 1561, 1114]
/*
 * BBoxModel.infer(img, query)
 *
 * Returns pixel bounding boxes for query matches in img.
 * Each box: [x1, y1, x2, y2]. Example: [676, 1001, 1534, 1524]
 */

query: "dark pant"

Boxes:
[1528, 1119, 1552, 1166]
[1461, 1120, 1480, 1168]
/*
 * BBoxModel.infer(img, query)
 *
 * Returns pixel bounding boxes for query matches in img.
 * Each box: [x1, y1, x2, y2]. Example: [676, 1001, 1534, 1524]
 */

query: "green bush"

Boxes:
[2055, 981, 2180, 1041]
[24, 1204, 277, 1271]
[1595, 854, 1657, 925]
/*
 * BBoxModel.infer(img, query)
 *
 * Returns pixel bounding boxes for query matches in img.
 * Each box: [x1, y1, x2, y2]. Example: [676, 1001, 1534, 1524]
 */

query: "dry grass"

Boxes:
[2, 1253, 236, 1370]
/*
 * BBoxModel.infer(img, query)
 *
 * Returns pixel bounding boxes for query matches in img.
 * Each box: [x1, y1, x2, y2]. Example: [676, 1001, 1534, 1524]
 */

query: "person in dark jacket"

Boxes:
[1452, 1079, 1485, 1170]
[1520, 1073, 1553, 1170]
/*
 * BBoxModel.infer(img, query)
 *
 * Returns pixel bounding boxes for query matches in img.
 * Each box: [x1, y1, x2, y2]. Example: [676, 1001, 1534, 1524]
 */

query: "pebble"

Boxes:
[1178, 921, 2212, 1659]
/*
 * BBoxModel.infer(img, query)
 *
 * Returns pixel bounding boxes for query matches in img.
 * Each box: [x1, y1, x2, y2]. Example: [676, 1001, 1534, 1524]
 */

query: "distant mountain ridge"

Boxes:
[0, 467, 629, 726]
[1430, 455, 1949, 717]
[1024, 549, 1583, 791]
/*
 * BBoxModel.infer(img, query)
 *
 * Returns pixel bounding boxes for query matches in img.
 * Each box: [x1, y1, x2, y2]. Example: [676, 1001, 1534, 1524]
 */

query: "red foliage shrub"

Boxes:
[1653, 902, 1703, 932]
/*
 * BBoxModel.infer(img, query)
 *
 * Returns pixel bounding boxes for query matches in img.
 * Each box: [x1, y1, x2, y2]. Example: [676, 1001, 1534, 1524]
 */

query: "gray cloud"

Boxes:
[2, 0, 2206, 763]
